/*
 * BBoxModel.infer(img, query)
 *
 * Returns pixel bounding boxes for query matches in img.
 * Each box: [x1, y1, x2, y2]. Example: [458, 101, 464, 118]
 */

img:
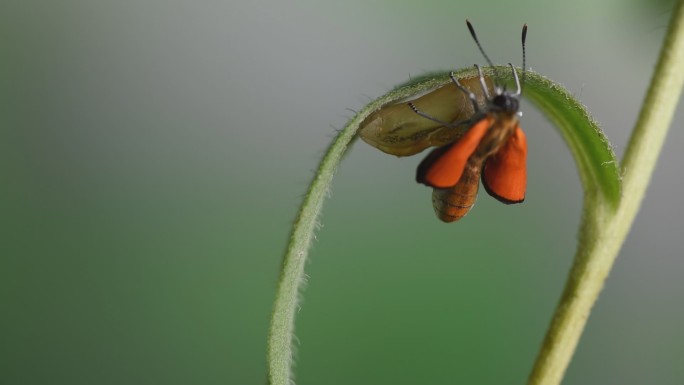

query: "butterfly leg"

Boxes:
[509, 63, 521, 96]
[407, 102, 469, 129]
[450, 71, 480, 112]
[474, 64, 493, 98]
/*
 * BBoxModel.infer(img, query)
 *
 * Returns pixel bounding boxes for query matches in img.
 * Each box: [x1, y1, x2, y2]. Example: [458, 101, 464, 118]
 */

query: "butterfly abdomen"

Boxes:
[431, 163, 481, 222]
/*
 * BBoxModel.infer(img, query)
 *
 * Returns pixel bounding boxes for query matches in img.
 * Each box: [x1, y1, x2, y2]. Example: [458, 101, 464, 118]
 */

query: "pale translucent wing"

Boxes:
[359, 76, 492, 157]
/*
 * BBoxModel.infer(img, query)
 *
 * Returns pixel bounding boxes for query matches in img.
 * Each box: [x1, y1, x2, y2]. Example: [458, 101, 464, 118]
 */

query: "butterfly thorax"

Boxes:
[469, 110, 519, 164]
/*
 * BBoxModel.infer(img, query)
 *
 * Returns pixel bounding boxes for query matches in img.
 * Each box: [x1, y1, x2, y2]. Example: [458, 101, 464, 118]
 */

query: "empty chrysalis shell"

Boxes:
[359, 75, 495, 157]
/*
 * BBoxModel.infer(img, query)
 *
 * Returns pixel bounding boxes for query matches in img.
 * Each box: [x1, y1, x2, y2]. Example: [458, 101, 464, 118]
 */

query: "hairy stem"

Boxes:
[265, 75, 455, 385]
[528, 1, 684, 384]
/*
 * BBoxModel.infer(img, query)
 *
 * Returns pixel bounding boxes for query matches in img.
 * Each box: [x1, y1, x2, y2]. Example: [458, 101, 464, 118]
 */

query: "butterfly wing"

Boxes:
[482, 125, 527, 204]
[359, 76, 492, 156]
[416, 115, 494, 188]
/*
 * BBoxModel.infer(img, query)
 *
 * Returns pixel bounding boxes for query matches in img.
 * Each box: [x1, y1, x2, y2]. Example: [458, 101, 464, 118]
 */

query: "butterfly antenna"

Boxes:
[466, 20, 501, 87]
[521, 23, 528, 92]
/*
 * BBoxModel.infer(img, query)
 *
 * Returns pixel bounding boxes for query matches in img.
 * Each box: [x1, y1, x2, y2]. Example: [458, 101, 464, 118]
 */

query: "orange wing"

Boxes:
[482, 125, 527, 204]
[416, 115, 494, 188]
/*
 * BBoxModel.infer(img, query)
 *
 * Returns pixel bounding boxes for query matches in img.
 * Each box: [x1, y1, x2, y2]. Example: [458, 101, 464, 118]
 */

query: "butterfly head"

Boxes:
[490, 92, 520, 114]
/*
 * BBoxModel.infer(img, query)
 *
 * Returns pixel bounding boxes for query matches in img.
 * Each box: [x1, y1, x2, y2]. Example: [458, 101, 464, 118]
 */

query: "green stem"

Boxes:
[528, 1, 684, 384]
[266, 116, 357, 385]
[265, 77, 450, 385]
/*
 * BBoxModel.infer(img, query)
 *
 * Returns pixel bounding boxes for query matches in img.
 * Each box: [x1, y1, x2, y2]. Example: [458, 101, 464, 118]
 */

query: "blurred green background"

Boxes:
[2, 0, 683, 384]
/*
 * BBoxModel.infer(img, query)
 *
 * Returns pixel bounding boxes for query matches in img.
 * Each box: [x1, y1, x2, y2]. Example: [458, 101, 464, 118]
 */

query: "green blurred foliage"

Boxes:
[2, 1, 683, 385]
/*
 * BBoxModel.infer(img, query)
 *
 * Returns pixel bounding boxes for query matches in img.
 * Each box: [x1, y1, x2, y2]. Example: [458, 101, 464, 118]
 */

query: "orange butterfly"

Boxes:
[360, 21, 528, 222]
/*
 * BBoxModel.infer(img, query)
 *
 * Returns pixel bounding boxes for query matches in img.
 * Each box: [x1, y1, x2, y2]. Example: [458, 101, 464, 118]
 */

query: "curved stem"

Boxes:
[528, 1, 684, 384]
[265, 74, 458, 385]
[266, 118, 358, 385]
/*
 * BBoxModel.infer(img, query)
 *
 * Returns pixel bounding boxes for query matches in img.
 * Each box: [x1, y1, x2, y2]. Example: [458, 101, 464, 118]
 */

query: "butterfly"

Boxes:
[360, 21, 528, 222]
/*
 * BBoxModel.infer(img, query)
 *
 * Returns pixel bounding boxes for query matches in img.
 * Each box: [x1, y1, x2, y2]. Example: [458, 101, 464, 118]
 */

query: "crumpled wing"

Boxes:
[416, 115, 494, 188]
